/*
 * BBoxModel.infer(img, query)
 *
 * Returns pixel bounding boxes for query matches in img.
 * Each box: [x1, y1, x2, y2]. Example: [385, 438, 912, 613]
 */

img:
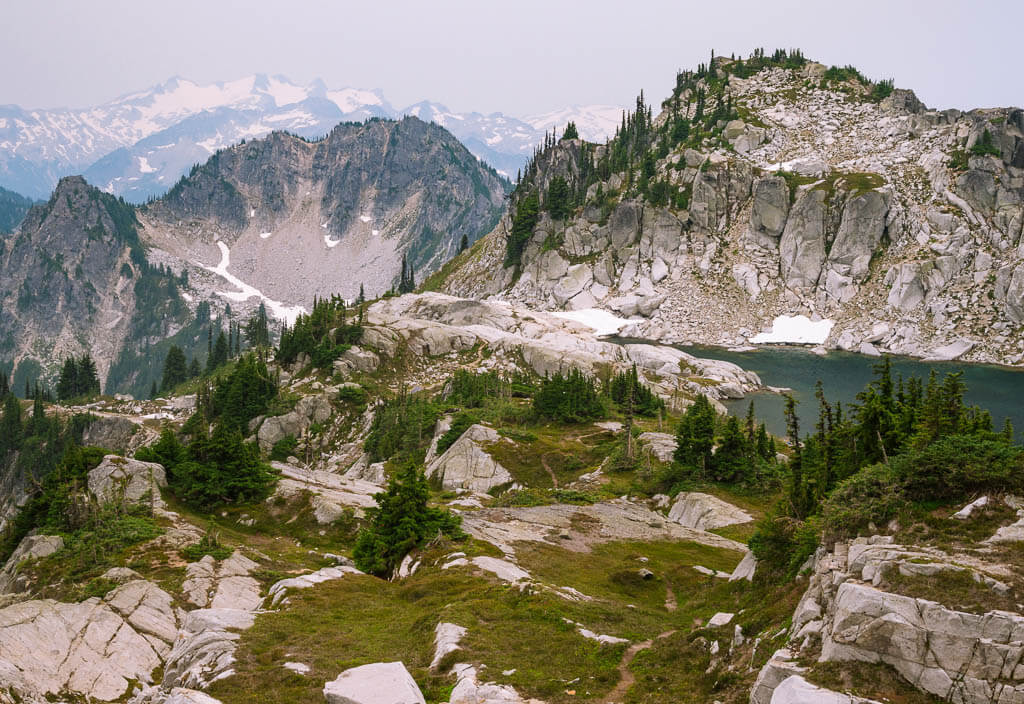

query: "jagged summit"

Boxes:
[440, 48, 1024, 366]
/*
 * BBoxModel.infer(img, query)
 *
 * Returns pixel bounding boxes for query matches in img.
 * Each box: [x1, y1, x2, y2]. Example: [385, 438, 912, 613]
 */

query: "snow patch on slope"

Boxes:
[551, 308, 636, 337]
[750, 315, 834, 345]
[198, 241, 305, 324]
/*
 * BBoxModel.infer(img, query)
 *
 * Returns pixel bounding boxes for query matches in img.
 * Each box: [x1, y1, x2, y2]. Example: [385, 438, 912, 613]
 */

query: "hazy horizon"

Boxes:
[3, 0, 1022, 116]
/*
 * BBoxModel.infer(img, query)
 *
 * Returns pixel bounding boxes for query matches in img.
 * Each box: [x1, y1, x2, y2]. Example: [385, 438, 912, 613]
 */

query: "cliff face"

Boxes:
[141, 116, 508, 304]
[442, 60, 1024, 365]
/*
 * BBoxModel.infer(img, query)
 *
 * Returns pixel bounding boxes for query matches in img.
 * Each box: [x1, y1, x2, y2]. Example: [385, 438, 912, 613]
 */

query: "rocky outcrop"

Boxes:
[0, 580, 177, 702]
[426, 424, 513, 493]
[364, 293, 761, 408]
[88, 455, 167, 507]
[754, 537, 1024, 704]
[440, 61, 1024, 366]
[778, 189, 826, 289]
[667, 492, 753, 531]
[0, 535, 63, 594]
[81, 415, 141, 452]
[323, 662, 425, 704]
[256, 395, 332, 451]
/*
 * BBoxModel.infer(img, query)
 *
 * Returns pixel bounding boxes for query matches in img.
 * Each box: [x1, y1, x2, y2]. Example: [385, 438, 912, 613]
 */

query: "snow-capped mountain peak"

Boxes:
[0, 76, 623, 200]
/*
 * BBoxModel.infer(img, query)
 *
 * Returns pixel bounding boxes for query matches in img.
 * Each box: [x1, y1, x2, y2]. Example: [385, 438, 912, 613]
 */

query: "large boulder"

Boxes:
[257, 395, 332, 451]
[323, 662, 425, 704]
[426, 425, 513, 493]
[750, 176, 790, 243]
[779, 189, 827, 288]
[667, 492, 753, 531]
[88, 455, 167, 507]
[0, 534, 64, 593]
[637, 432, 677, 463]
[605, 199, 642, 249]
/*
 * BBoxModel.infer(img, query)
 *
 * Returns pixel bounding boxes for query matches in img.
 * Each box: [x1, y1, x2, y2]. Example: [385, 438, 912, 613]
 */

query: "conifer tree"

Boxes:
[353, 461, 463, 576]
[161, 346, 189, 393]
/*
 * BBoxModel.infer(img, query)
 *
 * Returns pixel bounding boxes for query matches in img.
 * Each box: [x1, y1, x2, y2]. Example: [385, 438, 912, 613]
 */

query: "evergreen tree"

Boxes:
[77, 355, 100, 397]
[0, 393, 21, 456]
[150, 380, 158, 399]
[188, 357, 201, 379]
[161, 345, 189, 393]
[353, 461, 463, 576]
[545, 175, 572, 220]
[208, 330, 229, 372]
[503, 191, 540, 269]
[561, 122, 579, 140]
[244, 303, 271, 348]
[357, 284, 366, 306]
[712, 415, 750, 483]
[397, 253, 417, 294]
[56, 358, 78, 400]
[459, 233, 469, 252]
[673, 394, 716, 477]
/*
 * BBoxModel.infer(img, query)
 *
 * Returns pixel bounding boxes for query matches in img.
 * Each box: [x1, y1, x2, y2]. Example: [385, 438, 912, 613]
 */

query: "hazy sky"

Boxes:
[2, 0, 1021, 116]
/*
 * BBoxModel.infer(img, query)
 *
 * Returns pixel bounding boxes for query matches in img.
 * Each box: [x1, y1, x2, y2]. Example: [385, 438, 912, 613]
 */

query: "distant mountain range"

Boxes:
[0, 74, 623, 203]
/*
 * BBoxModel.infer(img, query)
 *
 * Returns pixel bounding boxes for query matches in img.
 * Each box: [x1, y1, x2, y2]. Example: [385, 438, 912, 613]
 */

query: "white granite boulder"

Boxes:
[323, 661, 425, 704]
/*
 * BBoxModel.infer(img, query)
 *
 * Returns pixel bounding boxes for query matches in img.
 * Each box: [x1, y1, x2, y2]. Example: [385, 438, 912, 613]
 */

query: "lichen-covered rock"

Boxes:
[426, 424, 512, 493]
[88, 455, 167, 507]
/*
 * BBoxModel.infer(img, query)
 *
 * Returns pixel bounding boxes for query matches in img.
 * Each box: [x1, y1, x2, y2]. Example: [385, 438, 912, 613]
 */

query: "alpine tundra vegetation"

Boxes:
[2, 43, 1024, 704]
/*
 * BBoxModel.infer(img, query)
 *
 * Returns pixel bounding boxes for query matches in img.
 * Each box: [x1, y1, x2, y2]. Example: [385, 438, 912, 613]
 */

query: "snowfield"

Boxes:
[750, 315, 834, 345]
[551, 308, 636, 337]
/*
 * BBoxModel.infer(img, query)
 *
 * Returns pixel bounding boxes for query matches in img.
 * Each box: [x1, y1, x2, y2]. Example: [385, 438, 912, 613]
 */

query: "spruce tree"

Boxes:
[353, 461, 463, 576]
[459, 233, 469, 252]
[161, 346, 189, 393]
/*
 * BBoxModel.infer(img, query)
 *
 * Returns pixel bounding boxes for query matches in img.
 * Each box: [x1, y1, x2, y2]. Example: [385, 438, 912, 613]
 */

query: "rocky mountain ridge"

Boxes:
[439, 56, 1024, 366]
[1, 117, 507, 394]
[0, 73, 622, 201]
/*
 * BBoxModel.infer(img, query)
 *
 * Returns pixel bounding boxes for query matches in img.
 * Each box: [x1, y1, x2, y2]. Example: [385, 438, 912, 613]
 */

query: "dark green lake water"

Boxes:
[675, 345, 1024, 438]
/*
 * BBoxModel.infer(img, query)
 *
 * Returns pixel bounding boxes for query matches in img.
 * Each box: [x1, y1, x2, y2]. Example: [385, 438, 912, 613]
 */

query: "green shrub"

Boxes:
[182, 531, 233, 561]
[269, 435, 298, 461]
[820, 463, 907, 540]
[749, 510, 820, 576]
[895, 435, 1024, 502]
[970, 129, 1002, 158]
[336, 384, 368, 406]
